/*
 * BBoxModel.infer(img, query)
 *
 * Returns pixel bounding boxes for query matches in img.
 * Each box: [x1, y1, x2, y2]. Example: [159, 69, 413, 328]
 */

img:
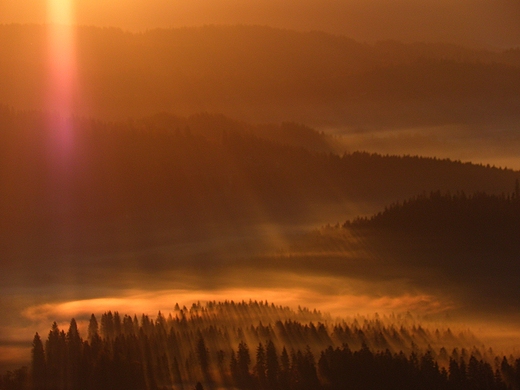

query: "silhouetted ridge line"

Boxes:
[343, 191, 520, 259]
[1, 24, 519, 125]
[1, 108, 518, 231]
[346, 190, 520, 235]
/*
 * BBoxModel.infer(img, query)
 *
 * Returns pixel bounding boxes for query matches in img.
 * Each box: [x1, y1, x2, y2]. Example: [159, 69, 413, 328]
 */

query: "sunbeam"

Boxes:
[46, 0, 77, 153]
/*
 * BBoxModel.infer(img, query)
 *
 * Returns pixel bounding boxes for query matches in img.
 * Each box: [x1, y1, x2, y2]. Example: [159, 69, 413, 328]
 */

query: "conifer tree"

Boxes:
[66, 319, 82, 389]
[255, 342, 267, 388]
[31, 333, 45, 390]
[266, 340, 280, 389]
[237, 342, 252, 388]
[87, 314, 99, 344]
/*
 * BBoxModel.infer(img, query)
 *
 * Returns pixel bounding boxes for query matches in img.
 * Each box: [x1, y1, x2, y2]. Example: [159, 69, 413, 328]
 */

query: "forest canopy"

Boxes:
[3, 301, 519, 390]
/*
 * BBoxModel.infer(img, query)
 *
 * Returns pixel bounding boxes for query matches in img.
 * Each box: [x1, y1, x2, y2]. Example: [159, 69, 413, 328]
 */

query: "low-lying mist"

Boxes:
[2, 210, 520, 371]
[327, 121, 520, 170]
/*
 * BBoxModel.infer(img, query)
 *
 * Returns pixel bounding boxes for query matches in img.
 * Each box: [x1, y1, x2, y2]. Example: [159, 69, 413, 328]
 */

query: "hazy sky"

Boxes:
[1, 0, 519, 48]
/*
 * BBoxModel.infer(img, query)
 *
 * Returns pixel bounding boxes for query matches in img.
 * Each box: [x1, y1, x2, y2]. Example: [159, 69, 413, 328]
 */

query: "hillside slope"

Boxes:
[1, 25, 519, 125]
[295, 192, 520, 316]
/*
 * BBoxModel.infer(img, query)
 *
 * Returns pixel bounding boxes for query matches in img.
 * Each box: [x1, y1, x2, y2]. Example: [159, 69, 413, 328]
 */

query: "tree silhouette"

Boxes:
[66, 319, 82, 389]
[196, 334, 211, 385]
[31, 333, 45, 390]
[7, 302, 520, 389]
[87, 314, 100, 344]
[254, 342, 267, 388]
[45, 322, 66, 389]
[266, 340, 280, 389]
[237, 342, 252, 389]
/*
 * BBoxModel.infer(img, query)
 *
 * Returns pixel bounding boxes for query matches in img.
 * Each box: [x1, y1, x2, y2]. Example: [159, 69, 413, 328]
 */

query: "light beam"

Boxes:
[46, 0, 77, 153]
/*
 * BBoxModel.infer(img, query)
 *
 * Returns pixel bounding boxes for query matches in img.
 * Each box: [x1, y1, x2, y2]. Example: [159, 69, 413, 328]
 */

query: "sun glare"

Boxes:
[46, 0, 77, 153]
[47, 0, 74, 25]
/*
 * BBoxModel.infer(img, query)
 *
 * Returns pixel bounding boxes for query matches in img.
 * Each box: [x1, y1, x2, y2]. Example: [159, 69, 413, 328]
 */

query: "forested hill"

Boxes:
[6, 300, 518, 390]
[1, 108, 518, 233]
[138, 112, 338, 153]
[347, 191, 520, 240]
[296, 192, 520, 314]
[1, 24, 519, 125]
[344, 191, 520, 265]
[348, 190, 520, 270]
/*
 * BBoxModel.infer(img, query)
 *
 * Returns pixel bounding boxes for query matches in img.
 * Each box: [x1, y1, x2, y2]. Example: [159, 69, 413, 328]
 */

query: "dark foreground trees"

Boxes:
[2, 304, 520, 390]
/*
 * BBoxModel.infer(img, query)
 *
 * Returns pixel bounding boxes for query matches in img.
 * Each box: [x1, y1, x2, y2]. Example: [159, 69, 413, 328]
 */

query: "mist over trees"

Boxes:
[2, 108, 519, 295]
[3, 301, 520, 390]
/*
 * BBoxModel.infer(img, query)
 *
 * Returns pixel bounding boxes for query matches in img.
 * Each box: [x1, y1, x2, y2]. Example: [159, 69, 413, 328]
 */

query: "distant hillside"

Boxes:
[296, 192, 520, 315]
[1, 108, 518, 233]
[344, 191, 520, 268]
[138, 112, 339, 153]
[1, 24, 519, 126]
[347, 190, 520, 240]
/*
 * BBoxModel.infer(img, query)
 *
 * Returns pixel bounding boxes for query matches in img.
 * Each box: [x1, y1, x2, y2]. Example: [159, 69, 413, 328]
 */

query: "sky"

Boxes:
[1, 0, 520, 48]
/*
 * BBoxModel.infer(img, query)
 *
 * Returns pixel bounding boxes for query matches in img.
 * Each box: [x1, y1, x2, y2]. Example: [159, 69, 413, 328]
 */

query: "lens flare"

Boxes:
[47, 0, 74, 25]
[46, 0, 77, 153]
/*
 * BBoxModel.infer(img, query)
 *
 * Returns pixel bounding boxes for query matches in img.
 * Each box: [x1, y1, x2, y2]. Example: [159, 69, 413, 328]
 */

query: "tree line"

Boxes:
[346, 189, 520, 233]
[343, 190, 520, 264]
[3, 324, 520, 389]
[1, 301, 517, 389]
